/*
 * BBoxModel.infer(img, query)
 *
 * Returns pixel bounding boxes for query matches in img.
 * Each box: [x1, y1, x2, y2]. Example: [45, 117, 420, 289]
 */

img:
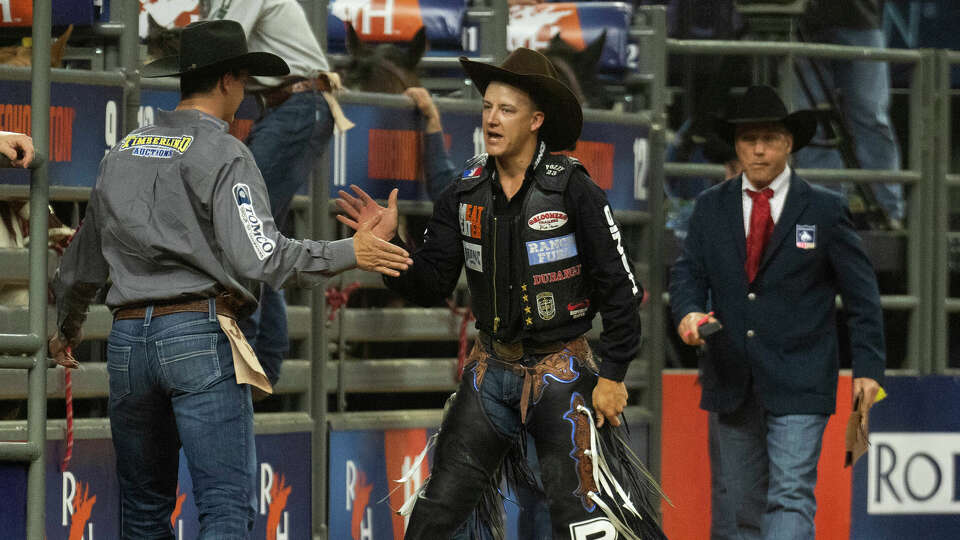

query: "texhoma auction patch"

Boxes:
[796, 224, 816, 249]
[119, 133, 193, 158]
[233, 183, 276, 260]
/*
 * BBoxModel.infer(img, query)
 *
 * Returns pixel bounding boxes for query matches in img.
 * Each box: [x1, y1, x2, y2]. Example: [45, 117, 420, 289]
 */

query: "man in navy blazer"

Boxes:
[669, 85, 885, 540]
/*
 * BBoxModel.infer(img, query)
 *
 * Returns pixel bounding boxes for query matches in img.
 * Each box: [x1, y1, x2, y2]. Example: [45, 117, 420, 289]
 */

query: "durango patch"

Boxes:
[119, 134, 194, 158]
[528, 211, 568, 231]
[233, 183, 276, 260]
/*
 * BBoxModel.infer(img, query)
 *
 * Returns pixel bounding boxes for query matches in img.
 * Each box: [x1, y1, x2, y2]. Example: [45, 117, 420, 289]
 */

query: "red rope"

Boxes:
[325, 282, 361, 321]
[61, 347, 74, 472]
[447, 301, 474, 380]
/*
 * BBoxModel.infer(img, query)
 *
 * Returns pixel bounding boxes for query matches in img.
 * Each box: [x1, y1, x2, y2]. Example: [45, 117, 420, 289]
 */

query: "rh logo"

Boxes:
[345, 460, 375, 540]
[260, 463, 292, 540]
[62, 471, 97, 540]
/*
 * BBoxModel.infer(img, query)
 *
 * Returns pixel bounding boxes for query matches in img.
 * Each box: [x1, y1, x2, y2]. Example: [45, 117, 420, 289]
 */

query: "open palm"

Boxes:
[336, 185, 399, 241]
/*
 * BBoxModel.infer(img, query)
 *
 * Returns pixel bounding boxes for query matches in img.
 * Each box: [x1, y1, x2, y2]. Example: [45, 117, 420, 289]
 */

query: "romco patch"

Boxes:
[527, 210, 568, 231]
[233, 183, 276, 261]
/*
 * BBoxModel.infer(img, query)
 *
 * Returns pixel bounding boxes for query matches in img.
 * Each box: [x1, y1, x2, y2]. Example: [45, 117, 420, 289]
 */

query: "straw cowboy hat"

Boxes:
[142, 20, 288, 78]
[714, 85, 818, 152]
[460, 48, 582, 151]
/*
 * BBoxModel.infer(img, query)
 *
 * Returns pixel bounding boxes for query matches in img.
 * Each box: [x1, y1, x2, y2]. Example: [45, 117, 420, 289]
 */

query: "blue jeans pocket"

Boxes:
[156, 333, 222, 392]
[106, 344, 131, 399]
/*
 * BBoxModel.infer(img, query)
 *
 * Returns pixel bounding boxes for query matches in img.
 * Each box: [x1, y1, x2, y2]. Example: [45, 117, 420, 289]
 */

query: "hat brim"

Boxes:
[142, 51, 290, 78]
[714, 110, 817, 153]
[460, 57, 582, 152]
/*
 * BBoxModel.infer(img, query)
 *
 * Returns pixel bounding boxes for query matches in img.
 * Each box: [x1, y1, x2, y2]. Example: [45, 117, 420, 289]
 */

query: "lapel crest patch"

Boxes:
[796, 224, 816, 249]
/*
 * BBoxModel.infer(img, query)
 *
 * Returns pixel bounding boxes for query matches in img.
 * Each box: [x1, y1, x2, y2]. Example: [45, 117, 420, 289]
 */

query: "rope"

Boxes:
[325, 282, 361, 321]
[446, 300, 474, 380]
[60, 347, 74, 472]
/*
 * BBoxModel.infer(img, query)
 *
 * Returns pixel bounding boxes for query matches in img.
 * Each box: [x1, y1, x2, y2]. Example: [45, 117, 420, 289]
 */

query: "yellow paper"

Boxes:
[875, 386, 887, 403]
[217, 315, 273, 395]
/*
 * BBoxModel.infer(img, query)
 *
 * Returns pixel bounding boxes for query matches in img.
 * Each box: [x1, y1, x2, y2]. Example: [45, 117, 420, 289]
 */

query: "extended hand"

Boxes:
[353, 212, 412, 277]
[677, 311, 717, 346]
[0, 132, 35, 168]
[592, 377, 628, 428]
[336, 185, 400, 241]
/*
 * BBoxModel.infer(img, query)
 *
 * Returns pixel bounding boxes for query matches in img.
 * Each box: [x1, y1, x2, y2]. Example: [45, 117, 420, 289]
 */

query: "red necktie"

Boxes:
[745, 188, 774, 283]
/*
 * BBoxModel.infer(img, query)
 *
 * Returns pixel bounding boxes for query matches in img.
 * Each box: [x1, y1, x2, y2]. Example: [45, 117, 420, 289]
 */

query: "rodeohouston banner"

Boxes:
[0, 432, 311, 539]
[662, 372, 960, 539]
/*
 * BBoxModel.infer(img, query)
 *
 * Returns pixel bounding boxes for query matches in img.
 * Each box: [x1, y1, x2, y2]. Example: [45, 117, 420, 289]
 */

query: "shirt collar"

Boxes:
[157, 109, 229, 132]
[742, 165, 791, 195]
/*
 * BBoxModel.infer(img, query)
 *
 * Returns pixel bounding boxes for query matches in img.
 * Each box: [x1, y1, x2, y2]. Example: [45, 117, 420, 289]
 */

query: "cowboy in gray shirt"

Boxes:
[49, 21, 409, 537]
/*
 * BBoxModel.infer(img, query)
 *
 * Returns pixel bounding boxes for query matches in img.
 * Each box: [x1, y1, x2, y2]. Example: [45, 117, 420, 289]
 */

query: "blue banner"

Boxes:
[0, 431, 311, 538]
[327, 0, 468, 52]
[0, 80, 122, 187]
[0, 0, 98, 27]
[851, 376, 960, 538]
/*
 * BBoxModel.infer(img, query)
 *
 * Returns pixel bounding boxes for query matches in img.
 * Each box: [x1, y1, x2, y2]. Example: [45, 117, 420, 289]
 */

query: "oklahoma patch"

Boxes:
[233, 184, 276, 260]
[796, 224, 816, 249]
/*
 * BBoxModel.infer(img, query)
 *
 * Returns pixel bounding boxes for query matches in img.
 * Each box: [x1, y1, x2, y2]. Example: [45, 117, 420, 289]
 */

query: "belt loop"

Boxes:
[208, 298, 217, 322]
[143, 305, 154, 327]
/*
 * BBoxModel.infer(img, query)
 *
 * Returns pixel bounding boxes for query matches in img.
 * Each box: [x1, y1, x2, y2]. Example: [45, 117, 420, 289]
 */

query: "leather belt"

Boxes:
[480, 331, 566, 362]
[257, 76, 332, 109]
[114, 298, 237, 321]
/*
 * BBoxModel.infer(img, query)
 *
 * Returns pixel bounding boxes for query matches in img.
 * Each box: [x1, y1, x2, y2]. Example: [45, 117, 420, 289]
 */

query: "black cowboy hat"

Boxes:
[142, 20, 288, 78]
[460, 48, 582, 151]
[714, 85, 817, 153]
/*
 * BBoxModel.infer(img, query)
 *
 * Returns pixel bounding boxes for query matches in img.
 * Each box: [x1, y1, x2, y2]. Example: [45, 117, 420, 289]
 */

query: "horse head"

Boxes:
[342, 23, 426, 93]
[144, 14, 182, 62]
[543, 30, 614, 110]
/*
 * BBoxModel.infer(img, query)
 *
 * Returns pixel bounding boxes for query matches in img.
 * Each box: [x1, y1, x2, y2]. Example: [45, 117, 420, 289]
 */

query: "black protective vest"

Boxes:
[455, 152, 593, 342]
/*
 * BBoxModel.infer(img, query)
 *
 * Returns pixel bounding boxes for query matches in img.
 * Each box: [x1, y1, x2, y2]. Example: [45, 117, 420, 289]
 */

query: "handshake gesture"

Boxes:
[338, 185, 412, 277]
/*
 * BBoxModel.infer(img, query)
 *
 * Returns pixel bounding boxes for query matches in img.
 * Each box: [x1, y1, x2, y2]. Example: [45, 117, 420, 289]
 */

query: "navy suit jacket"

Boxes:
[669, 172, 886, 415]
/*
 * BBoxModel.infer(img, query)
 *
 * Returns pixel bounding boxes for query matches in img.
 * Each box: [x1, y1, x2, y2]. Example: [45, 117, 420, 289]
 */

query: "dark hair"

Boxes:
[180, 66, 242, 99]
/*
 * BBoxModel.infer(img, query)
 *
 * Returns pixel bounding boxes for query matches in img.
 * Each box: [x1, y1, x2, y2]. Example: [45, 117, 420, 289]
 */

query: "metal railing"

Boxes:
[0, 1, 51, 537]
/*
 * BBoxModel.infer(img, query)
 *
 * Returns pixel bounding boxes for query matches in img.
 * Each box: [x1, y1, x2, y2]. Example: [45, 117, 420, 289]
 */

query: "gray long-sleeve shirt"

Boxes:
[53, 109, 354, 339]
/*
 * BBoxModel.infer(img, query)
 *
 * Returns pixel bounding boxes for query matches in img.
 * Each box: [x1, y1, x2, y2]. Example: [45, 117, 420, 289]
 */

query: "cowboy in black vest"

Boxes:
[337, 48, 666, 540]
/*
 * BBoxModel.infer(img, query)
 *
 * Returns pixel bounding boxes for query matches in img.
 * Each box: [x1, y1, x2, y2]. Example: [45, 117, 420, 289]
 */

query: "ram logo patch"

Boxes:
[463, 241, 483, 272]
[528, 211, 568, 231]
[233, 183, 276, 261]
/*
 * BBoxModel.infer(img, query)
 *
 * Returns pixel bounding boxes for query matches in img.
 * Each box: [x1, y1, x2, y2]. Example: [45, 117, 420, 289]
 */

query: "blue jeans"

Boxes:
[792, 27, 904, 221]
[242, 91, 334, 383]
[451, 364, 553, 540]
[709, 397, 829, 540]
[108, 303, 256, 539]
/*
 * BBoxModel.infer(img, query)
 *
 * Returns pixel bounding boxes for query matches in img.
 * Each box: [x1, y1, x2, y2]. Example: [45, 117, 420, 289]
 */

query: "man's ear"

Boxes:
[530, 111, 545, 133]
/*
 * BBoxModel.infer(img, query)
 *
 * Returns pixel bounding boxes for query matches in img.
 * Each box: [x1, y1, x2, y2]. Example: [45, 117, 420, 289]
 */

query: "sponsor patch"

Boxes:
[463, 241, 483, 272]
[536, 292, 556, 320]
[233, 183, 276, 261]
[569, 517, 616, 539]
[544, 163, 565, 176]
[567, 299, 590, 319]
[796, 224, 816, 249]
[526, 233, 578, 265]
[119, 133, 193, 158]
[458, 203, 485, 239]
[533, 264, 581, 286]
[462, 166, 483, 179]
[527, 210, 568, 231]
